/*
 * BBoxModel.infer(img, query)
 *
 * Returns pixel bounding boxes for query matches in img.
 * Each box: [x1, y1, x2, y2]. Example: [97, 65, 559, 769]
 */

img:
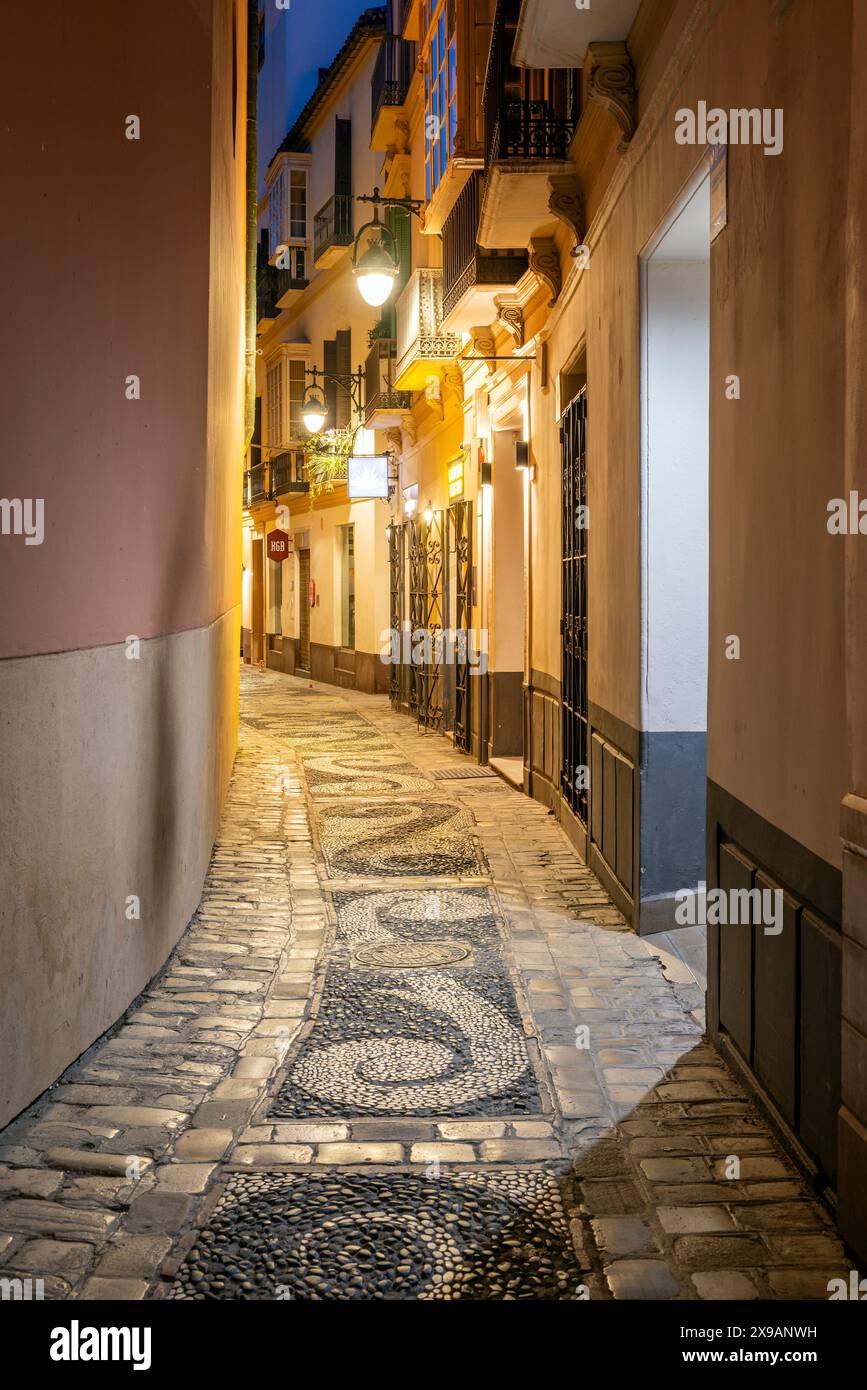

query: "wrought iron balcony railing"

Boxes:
[268, 450, 308, 496]
[394, 268, 462, 390]
[442, 172, 527, 321]
[313, 193, 354, 263]
[489, 98, 578, 164]
[371, 36, 416, 135]
[483, 0, 579, 167]
[244, 462, 267, 507]
[364, 338, 412, 424]
[256, 263, 307, 320]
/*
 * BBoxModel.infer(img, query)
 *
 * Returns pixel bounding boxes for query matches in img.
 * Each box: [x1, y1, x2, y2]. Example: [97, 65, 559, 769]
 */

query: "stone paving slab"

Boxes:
[0, 668, 853, 1301]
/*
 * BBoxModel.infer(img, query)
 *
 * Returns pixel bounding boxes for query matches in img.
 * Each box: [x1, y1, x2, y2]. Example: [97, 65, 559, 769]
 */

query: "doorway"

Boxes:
[486, 427, 525, 784]
[297, 548, 311, 674]
[639, 170, 710, 931]
[251, 536, 264, 666]
[561, 386, 589, 825]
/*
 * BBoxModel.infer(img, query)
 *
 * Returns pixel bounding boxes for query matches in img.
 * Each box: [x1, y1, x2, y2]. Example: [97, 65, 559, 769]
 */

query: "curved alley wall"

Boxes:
[0, 0, 246, 1126]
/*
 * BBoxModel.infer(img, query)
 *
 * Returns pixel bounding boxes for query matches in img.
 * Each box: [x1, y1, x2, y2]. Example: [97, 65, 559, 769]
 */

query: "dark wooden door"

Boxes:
[251, 537, 264, 665]
[298, 549, 311, 672]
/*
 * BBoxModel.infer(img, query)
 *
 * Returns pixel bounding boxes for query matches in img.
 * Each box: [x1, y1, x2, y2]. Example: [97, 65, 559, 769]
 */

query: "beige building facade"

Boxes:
[244, 8, 393, 694]
[356, 0, 867, 1259]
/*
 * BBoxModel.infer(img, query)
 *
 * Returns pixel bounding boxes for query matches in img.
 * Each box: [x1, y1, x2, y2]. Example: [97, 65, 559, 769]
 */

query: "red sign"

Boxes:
[266, 528, 292, 562]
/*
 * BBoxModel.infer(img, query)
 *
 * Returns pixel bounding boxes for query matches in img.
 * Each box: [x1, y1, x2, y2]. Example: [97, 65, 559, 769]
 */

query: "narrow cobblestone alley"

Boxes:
[0, 669, 849, 1301]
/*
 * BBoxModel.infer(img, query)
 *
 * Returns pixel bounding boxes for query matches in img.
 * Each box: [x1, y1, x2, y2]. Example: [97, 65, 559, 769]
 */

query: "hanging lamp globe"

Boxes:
[301, 387, 327, 434]
[354, 236, 399, 307]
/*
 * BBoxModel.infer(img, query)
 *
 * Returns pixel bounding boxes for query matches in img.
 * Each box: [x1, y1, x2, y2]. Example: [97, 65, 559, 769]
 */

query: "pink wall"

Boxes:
[0, 0, 240, 658]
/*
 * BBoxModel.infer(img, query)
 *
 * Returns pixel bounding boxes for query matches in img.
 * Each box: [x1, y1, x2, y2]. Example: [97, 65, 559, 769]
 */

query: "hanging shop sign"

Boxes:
[347, 454, 390, 499]
[266, 528, 292, 562]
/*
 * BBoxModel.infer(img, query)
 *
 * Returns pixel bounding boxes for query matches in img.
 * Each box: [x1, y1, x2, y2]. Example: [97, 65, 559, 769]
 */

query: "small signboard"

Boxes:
[347, 454, 390, 499]
[448, 457, 464, 500]
[266, 528, 292, 562]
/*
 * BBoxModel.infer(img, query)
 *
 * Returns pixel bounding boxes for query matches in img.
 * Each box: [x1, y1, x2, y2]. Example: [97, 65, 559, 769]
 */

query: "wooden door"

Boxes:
[298, 549, 311, 672]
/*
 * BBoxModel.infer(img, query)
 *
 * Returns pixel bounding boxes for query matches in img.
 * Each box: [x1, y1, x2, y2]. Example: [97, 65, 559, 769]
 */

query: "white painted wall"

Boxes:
[641, 181, 710, 733]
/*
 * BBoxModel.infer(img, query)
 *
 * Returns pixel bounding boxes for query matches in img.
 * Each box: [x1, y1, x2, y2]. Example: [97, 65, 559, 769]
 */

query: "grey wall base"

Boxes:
[0, 609, 239, 1127]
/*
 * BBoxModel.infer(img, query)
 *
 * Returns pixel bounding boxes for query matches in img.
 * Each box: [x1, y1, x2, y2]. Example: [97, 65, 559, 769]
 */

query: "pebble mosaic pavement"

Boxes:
[0, 668, 852, 1301]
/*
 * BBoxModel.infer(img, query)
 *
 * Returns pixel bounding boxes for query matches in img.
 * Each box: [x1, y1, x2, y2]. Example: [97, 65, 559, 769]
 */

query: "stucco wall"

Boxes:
[529, 0, 848, 871]
[0, 0, 246, 1124]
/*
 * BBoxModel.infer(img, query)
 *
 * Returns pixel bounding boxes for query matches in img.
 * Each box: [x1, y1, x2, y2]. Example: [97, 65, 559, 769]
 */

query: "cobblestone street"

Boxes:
[0, 669, 849, 1300]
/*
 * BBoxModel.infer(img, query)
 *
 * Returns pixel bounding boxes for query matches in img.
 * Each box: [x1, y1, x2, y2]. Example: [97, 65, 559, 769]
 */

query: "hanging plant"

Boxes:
[303, 425, 359, 502]
[367, 318, 392, 348]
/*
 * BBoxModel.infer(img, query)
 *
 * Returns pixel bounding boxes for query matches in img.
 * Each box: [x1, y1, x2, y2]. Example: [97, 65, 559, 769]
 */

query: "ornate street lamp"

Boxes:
[351, 188, 424, 308]
[301, 365, 365, 434]
[301, 386, 327, 434]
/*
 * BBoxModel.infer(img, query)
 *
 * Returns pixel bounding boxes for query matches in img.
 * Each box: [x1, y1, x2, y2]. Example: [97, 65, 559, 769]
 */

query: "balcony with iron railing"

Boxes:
[488, 99, 578, 165]
[441, 172, 528, 329]
[243, 452, 309, 510]
[478, 0, 580, 250]
[393, 267, 462, 390]
[256, 261, 308, 325]
[268, 449, 309, 496]
[313, 193, 354, 268]
[243, 461, 268, 509]
[371, 35, 416, 145]
[364, 338, 412, 429]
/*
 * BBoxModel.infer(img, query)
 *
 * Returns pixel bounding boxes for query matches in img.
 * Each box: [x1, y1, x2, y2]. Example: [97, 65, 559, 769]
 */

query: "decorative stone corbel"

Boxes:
[393, 118, 410, 154]
[528, 237, 562, 307]
[493, 298, 524, 348]
[385, 427, 404, 457]
[465, 328, 495, 373]
[547, 173, 586, 249]
[586, 41, 637, 152]
[442, 361, 466, 401]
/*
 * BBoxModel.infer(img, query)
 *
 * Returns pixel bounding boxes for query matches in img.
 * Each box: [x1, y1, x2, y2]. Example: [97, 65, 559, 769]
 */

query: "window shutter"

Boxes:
[288, 360, 305, 438]
[335, 118, 352, 197]
[335, 330, 352, 428]
[324, 338, 338, 430]
[266, 360, 283, 448]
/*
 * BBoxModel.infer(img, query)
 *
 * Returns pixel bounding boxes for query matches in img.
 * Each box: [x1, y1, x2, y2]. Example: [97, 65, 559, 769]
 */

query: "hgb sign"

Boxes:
[266, 528, 292, 562]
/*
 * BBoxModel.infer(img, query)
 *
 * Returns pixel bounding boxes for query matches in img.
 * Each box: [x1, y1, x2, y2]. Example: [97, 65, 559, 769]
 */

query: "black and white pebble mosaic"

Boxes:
[269, 889, 540, 1118]
[316, 799, 486, 878]
[303, 753, 432, 797]
[170, 1170, 584, 1300]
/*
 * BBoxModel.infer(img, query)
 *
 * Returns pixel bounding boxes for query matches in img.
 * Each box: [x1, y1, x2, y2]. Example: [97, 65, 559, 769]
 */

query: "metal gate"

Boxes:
[388, 522, 405, 707]
[561, 387, 588, 822]
[448, 499, 472, 751]
[408, 510, 444, 730]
